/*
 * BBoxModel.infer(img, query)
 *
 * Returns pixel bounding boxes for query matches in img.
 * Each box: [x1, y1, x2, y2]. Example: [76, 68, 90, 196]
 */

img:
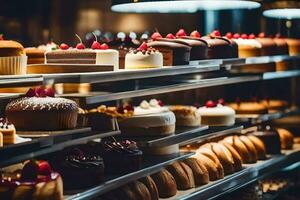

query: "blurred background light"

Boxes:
[263, 9, 300, 20]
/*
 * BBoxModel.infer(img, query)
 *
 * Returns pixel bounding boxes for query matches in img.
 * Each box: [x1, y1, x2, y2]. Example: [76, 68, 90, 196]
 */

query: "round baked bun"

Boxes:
[191, 153, 220, 181]
[219, 141, 243, 172]
[139, 176, 159, 200]
[239, 135, 258, 162]
[183, 158, 209, 185]
[151, 169, 177, 198]
[129, 181, 152, 200]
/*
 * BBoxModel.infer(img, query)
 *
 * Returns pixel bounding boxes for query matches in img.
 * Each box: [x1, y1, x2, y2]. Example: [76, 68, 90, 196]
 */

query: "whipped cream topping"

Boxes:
[233, 38, 262, 48]
[134, 99, 168, 116]
[198, 104, 236, 116]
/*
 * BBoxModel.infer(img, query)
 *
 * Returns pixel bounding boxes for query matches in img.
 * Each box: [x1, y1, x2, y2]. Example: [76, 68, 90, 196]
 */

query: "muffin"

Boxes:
[0, 40, 27, 75]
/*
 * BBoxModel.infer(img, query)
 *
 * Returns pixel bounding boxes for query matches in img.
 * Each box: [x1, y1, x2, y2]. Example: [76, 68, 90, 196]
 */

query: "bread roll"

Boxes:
[196, 147, 224, 179]
[247, 135, 267, 160]
[183, 158, 209, 185]
[201, 143, 235, 175]
[139, 176, 159, 200]
[166, 161, 195, 190]
[223, 136, 253, 163]
[239, 135, 258, 162]
[219, 141, 243, 172]
[277, 128, 294, 149]
[192, 153, 220, 181]
[129, 181, 151, 200]
[151, 169, 177, 198]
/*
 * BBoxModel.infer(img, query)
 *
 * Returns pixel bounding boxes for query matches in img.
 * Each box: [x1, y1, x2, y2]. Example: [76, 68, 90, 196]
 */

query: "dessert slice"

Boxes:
[0, 118, 16, 145]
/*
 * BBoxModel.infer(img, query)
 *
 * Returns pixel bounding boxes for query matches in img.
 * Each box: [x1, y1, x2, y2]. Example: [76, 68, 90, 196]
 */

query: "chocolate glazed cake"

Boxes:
[147, 40, 191, 66]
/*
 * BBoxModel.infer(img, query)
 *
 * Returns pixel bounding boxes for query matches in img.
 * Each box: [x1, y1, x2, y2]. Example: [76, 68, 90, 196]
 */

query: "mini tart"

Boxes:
[151, 169, 177, 198]
[277, 128, 294, 150]
[5, 97, 78, 131]
[0, 40, 25, 56]
[228, 102, 268, 115]
[169, 105, 200, 127]
[183, 158, 209, 185]
[166, 161, 195, 190]
[139, 176, 159, 200]
[191, 153, 220, 181]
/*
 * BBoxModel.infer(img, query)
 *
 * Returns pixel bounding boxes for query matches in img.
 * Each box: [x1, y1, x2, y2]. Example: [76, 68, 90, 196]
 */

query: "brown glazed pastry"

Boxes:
[239, 136, 258, 162]
[5, 88, 78, 131]
[219, 142, 243, 171]
[129, 181, 151, 200]
[227, 102, 268, 115]
[166, 161, 195, 190]
[247, 135, 267, 160]
[183, 158, 209, 185]
[0, 40, 25, 56]
[147, 40, 191, 66]
[151, 169, 177, 198]
[223, 136, 256, 163]
[201, 143, 235, 175]
[192, 153, 220, 181]
[139, 176, 159, 200]
[277, 128, 294, 150]
[196, 147, 225, 179]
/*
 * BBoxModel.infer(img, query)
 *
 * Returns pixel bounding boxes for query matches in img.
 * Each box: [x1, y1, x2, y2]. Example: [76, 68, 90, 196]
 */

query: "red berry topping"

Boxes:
[45, 88, 55, 97]
[91, 41, 101, 49]
[233, 33, 240, 39]
[151, 32, 163, 40]
[166, 33, 176, 39]
[21, 161, 38, 181]
[275, 33, 281, 38]
[37, 161, 52, 176]
[211, 30, 221, 37]
[26, 88, 36, 97]
[241, 34, 248, 39]
[117, 106, 125, 114]
[226, 32, 233, 39]
[138, 42, 148, 51]
[60, 43, 69, 50]
[176, 29, 187, 37]
[218, 98, 225, 105]
[34, 87, 46, 97]
[248, 33, 256, 39]
[76, 43, 85, 50]
[258, 32, 265, 38]
[158, 100, 164, 107]
[124, 104, 134, 112]
[206, 100, 217, 108]
[190, 30, 201, 38]
[100, 43, 109, 50]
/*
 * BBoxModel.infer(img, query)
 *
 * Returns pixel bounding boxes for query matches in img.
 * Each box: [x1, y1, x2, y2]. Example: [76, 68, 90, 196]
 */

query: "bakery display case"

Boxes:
[1, 0, 300, 200]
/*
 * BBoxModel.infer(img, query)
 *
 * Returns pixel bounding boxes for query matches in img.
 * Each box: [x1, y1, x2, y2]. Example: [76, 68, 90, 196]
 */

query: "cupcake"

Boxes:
[0, 39, 27, 75]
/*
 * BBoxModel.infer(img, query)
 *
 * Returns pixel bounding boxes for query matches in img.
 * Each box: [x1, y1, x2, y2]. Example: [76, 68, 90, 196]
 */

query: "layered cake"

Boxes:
[118, 99, 176, 136]
[0, 160, 63, 200]
[198, 100, 235, 126]
[148, 35, 191, 66]
[169, 105, 200, 127]
[0, 118, 16, 145]
[51, 146, 104, 189]
[228, 33, 262, 58]
[6, 87, 78, 131]
[201, 30, 238, 59]
[0, 40, 27, 75]
[100, 140, 142, 173]
[228, 101, 268, 115]
[124, 42, 163, 69]
[256, 33, 277, 56]
[45, 41, 119, 70]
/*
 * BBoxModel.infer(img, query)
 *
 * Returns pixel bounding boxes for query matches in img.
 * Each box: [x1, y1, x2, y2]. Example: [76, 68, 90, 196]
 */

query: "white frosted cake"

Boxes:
[198, 100, 235, 126]
[125, 42, 163, 70]
[118, 99, 176, 136]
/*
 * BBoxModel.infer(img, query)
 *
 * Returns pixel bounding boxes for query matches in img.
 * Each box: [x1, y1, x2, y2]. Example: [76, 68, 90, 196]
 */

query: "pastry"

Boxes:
[201, 143, 235, 175]
[219, 142, 243, 171]
[151, 169, 177, 198]
[0, 160, 63, 200]
[118, 99, 176, 136]
[148, 35, 191, 66]
[192, 153, 221, 181]
[50, 146, 104, 189]
[25, 47, 45, 64]
[125, 42, 163, 69]
[239, 135, 258, 162]
[260, 99, 288, 113]
[101, 140, 142, 173]
[250, 126, 281, 154]
[198, 100, 235, 126]
[247, 135, 267, 160]
[0, 40, 27, 75]
[139, 176, 159, 200]
[5, 87, 78, 131]
[45, 40, 119, 70]
[256, 33, 277, 56]
[169, 105, 200, 127]
[183, 158, 209, 185]
[0, 118, 16, 145]
[196, 147, 224, 179]
[228, 101, 268, 115]
[276, 128, 294, 150]
[128, 181, 152, 200]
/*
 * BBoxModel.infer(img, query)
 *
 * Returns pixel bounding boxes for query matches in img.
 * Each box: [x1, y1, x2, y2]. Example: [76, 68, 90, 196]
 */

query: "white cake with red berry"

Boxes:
[198, 99, 236, 126]
[45, 35, 119, 70]
[124, 42, 163, 70]
[0, 160, 63, 200]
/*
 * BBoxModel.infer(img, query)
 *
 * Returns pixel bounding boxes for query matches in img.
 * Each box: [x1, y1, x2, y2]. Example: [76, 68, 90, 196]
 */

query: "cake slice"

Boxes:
[0, 118, 16, 144]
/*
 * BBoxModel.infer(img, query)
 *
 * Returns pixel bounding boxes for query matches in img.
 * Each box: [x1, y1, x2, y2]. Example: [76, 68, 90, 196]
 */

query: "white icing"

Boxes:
[38, 42, 58, 51]
[198, 104, 235, 116]
[125, 51, 163, 69]
[233, 38, 262, 48]
[198, 104, 235, 126]
[94, 49, 119, 71]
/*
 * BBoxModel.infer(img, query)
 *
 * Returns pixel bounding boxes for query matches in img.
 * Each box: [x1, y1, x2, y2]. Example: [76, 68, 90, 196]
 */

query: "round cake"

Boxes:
[228, 101, 268, 115]
[124, 42, 163, 69]
[169, 105, 200, 127]
[198, 100, 235, 126]
[5, 88, 78, 131]
[118, 99, 176, 136]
